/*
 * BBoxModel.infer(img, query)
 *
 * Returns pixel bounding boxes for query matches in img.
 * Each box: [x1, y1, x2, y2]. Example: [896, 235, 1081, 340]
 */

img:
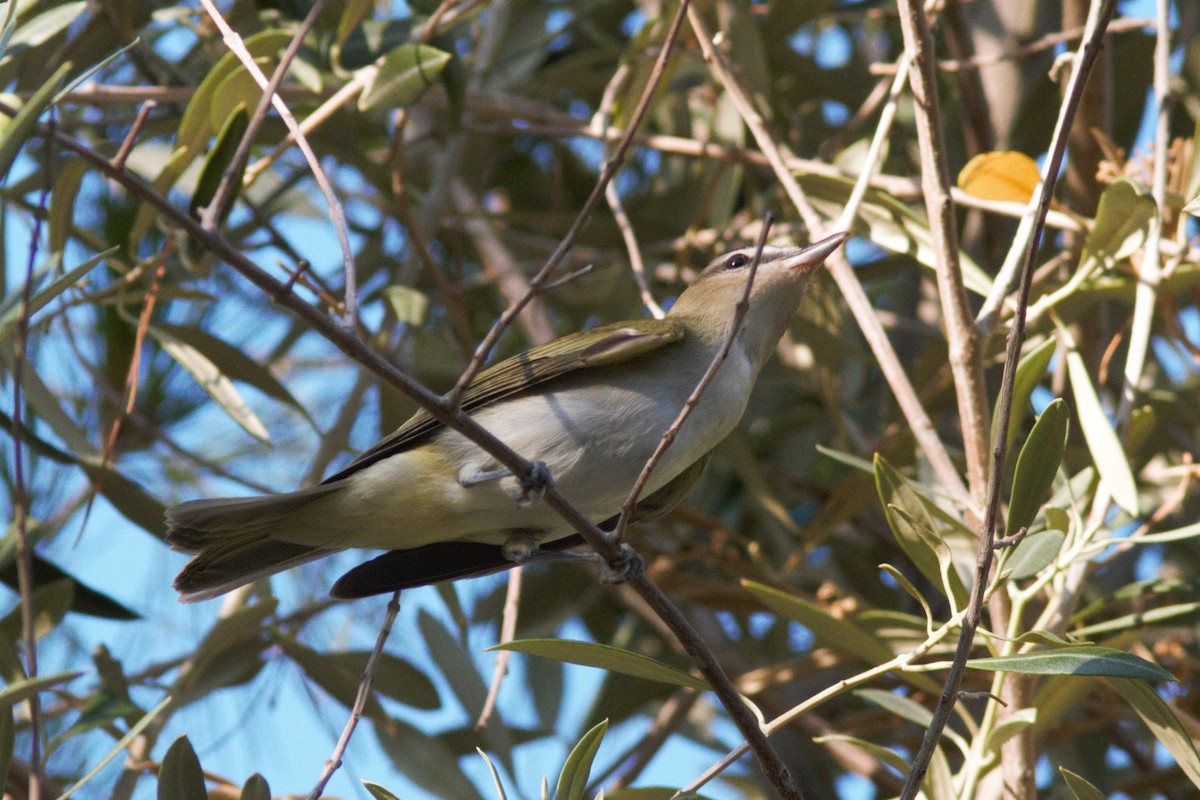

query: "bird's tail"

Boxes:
[166, 484, 343, 603]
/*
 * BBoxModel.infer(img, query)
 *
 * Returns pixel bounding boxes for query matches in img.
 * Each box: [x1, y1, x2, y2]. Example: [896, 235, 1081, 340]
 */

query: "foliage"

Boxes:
[0, 1, 1198, 799]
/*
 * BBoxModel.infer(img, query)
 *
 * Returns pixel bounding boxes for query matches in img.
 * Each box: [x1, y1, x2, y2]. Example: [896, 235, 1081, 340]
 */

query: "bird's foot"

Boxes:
[517, 460, 553, 507]
[458, 460, 553, 507]
[599, 544, 644, 585]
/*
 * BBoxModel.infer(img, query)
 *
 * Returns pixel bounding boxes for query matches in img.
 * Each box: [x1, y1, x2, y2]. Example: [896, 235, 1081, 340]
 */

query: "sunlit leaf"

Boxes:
[967, 647, 1174, 681]
[147, 325, 271, 443]
[958, 151, 1041, 203]
[359, 44, 451, 111]
[985, 708, 1037, 756]
[1005, 530, 1065, 581]
[1109, 678, 1200, 786]
[363, 782, 403, 800]
[1081, 179, 1157, 272]
[1066, 350, 1138, 514]
[0, 61, 71, 184]
[555, 719, 607, 800]
[1007, 399, 1069, 537]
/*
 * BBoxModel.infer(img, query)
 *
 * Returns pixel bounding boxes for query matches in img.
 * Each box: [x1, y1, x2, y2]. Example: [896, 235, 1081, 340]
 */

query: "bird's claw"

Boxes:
[517, 460, 553, 507]
[599, 544, 644, 585]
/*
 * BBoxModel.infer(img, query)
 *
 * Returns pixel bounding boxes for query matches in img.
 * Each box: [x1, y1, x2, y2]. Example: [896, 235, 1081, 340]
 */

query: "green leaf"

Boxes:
[742, 580, 892, 663]
[147, 324, 271, 443]
[0, 578, 73, 642]
[966, 647, 1174, 681]
[239, 774, 270, 800]
[4, 2, 85, 52]
[555, 719, 607, 800]
[797, 173, 993, 296]
[1007, 399, 1069, 537]
[189, 103, 249, 222]
[984, 708, 1037, 756]
[359, 44, 451, 111]
[1066, 350, 1138, 514]
[275, 636, 389, 721]
[181, 598, 275, 703]
[1081, 179, 1157, 272]
[363, 782, 403, 800]
[383, 285, 430, 326]
[322, 651, 440, 711]
[1060, 767, 1106, 800]
[813, 734, 909, 772]
[153, 323, 312, 425]
[1005, 530, 1065, 581]
[157, 735, 206, 800]
[1073, 602, 1200, 638]
[488, 639, 709, 691]
[1044, 506, 1070, 533]
[476, 748, 508, 800]
[996, 337, 1057, 457]
[1109, 678, 1200, 786]
[0, 247, 115, 342]
[0, 60, 71, 184]
[874, 455, 970, 607]
[48, 156, 89, 253]
[0, 670, 83, 709]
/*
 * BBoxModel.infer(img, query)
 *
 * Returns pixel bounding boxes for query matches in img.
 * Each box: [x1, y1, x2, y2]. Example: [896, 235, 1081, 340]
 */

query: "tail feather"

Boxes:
[167, 485, 343, 603]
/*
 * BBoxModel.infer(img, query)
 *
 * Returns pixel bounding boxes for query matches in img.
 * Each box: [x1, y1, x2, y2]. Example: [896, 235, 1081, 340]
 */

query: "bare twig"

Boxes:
[686, 5, 972, 509]
[197, 0, 359, 327]
[612, 219, 773, 544]
[896, 4, 1119, 797]
[476, 565, 522, 731]
[110, 100, 155, 171]
[896, 0, 989, 501]
[306, 592, 402, 800]
[445, 0, 694, 410]
[1116, 0, 1169, 427]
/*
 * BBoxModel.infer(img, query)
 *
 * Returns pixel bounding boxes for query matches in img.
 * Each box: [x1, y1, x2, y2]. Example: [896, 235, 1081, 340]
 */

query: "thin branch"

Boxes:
[897, 3, 1119, 796]
[110, 100, 155, 171]
[896, 0, 989, 501]
[7, 96, 804, 800]
[612, 219, 773, 544]
[197, 0, 359, 327]
[444, 0, 694, 410]
[305, 591, 401, 800]
[199, 0, 328, 232]
[476, 565, 521, 731]
[1116, 0, 1169, 427]
[686, 5, 973, 509]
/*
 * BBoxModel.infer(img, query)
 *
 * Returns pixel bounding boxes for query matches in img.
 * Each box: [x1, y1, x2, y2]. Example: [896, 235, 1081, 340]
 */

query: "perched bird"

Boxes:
[168, 232, 850, 602]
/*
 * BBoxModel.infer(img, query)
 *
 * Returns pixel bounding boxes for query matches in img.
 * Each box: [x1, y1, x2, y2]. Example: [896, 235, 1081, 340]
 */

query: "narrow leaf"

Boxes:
[996, 337, 1057, 456]
[743, 580, 892, 663]
[1066, 350, 1138, 513]
[1007, 399, 1069, 537]
[967, 647, 1174, 681]
[363, 782, 403, 800]
[239, 774, 270, 800]
[148, 325, 270, 443]
[1109, 678, 1200, 787]
[359, 44, 451, 111]
[1081, 179, 1157, 271]
[1005, 530, 1065, 581]
[189, 103, 249, 222]
[0, 61, 72, 183]
[0, 671, 83, 709]
[555, 719, 607, 800]
[489, 639, 708, 691]
[1060, 767, 1106, 800]
[985, 708, 1037, 755]
[157, 735, 206, 800]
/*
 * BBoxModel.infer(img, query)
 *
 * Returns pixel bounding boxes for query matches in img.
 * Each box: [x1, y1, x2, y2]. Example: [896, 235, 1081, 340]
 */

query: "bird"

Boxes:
[167, 231, 850, 602]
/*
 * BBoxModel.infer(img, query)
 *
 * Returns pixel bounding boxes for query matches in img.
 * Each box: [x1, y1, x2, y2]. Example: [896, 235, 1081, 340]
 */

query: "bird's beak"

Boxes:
[778, 231, 851, 274]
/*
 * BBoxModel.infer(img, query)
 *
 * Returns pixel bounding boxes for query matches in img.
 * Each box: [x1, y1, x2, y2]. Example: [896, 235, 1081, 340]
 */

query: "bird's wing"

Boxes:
[323, 318, 686, 483]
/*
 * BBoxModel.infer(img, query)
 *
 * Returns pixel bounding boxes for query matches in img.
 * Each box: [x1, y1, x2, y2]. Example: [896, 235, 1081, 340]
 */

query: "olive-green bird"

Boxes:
[168, 232, 849, 601]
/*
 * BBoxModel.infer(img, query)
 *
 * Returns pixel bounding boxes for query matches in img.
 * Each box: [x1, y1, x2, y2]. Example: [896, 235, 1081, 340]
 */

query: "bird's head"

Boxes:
[667, 231, 850, 366]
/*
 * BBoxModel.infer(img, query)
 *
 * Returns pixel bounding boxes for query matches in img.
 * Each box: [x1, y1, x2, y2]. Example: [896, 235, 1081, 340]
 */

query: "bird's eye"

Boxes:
[723, 253, 750, 271]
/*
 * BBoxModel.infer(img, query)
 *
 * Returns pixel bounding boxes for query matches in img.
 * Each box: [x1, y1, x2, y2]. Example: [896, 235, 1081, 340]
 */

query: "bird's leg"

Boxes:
[458, 460, 554, 507]
[500, 533, 644, 585]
